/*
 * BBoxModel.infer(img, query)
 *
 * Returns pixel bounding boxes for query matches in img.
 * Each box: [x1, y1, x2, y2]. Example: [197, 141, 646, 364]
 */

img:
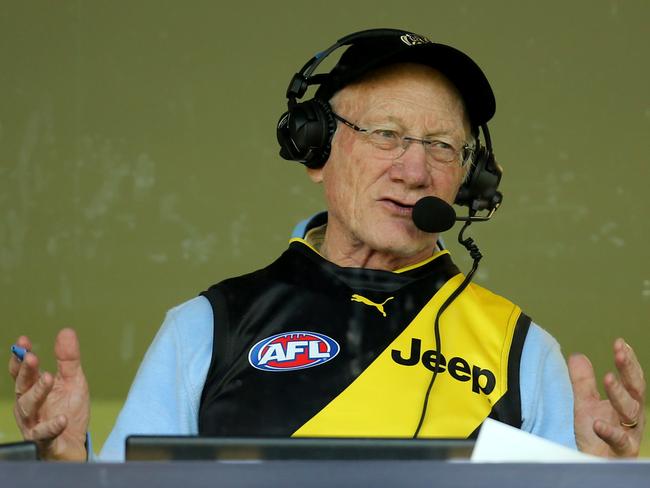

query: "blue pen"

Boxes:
[11, 345, 27, 361]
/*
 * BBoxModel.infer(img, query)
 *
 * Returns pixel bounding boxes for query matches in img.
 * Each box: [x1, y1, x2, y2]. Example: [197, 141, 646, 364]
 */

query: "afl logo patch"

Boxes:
[248, 331, 340, 372]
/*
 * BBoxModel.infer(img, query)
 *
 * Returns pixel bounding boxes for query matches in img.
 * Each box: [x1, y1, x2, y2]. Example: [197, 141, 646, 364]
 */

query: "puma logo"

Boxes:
[350, 294, 394, 317]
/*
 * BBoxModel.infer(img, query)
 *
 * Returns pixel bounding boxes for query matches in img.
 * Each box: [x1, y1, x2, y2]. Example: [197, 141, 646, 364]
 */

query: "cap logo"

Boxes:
[400, 33, 431, 47]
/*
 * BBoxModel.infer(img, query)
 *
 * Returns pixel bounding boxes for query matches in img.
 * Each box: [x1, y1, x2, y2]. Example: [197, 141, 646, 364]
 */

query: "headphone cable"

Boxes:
[413, 220, 483, 438]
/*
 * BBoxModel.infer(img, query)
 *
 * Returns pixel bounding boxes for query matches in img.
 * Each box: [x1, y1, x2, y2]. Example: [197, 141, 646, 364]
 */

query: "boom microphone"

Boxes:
[412, 196, 457, 233]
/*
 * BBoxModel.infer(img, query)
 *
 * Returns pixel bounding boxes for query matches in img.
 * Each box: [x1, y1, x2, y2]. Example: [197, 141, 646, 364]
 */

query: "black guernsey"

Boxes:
[198, 240, 530, 438]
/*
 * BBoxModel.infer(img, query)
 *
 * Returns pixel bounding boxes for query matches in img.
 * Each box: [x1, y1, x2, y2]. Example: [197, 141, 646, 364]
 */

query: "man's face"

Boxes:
[308, 63, 470, 264]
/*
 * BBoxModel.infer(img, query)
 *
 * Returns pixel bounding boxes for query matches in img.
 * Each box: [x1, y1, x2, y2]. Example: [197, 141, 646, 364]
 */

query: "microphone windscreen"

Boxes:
[412, 196, 456, 233]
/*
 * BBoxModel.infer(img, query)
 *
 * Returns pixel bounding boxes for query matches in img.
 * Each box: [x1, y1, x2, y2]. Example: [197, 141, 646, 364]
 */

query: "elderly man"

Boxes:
[9, 29, 645, 461]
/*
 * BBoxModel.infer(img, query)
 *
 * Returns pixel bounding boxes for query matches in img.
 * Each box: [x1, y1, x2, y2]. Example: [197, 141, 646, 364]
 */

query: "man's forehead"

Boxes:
[332, 63, 470, 131]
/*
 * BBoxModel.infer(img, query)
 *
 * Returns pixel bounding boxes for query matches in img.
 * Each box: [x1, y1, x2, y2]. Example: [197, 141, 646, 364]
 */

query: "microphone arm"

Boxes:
[412, 194, 502, 231]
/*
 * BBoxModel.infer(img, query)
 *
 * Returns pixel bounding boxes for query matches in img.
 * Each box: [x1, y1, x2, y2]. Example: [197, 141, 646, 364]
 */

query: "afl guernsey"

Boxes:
[198, 238, 530, 438]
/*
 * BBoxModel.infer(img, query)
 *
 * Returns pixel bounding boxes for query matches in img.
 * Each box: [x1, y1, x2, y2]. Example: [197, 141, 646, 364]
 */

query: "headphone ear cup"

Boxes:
[276, 99, 336, 168]
[455, 144, 503, 211]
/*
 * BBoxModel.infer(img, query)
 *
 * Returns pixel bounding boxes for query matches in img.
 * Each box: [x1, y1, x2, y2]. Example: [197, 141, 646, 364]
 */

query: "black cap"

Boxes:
[314, 30, 496, 127]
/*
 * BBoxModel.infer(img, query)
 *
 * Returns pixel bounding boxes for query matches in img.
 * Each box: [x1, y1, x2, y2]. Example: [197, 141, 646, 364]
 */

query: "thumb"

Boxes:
[54, 328, 83, 379]
[568, 353, 600, 404]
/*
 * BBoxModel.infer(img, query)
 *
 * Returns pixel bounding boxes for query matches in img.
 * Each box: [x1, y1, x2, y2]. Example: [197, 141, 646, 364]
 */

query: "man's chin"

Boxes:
[381, 219, 436, 248]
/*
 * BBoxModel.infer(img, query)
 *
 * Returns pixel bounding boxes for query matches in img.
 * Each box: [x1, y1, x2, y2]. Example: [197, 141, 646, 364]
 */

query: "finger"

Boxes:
[613, 338, 646, 401]
[603, 372, 641, 424]
[15, 336, 33, 351]
[593, 419, 637, 457]
[15, 372, 54, 424]
[8, 336, 33, 379]
[568, 353, 600, 403]
[27, 414, 67, 442]
[54, 328, 83, 380]
[8, 354, 20, 380]
[14, 352, 41, 397]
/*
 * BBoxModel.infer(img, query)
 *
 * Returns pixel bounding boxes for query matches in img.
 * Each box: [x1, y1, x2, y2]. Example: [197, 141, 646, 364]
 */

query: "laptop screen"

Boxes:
[0, 441, 38, 461]
[125, 436, 474, 461]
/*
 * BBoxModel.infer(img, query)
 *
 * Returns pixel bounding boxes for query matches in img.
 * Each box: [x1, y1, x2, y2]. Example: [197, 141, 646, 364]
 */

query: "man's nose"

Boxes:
[389, 141, 431, 187]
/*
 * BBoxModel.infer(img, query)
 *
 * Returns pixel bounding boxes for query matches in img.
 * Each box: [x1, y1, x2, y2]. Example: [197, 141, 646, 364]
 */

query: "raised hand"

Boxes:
[569, 338, 645, 457]
[8, 328, 90, 461]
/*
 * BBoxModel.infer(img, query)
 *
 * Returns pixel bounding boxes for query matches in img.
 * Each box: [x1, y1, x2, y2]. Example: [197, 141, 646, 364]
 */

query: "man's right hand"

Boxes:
[8, 328, 90, 461]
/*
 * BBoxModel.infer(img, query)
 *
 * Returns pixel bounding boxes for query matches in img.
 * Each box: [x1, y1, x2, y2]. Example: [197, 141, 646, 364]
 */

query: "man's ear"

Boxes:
[306, 166, 323, 183]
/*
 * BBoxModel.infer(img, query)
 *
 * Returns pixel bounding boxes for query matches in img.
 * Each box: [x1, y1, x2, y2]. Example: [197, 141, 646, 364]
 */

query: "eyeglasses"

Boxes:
[333, 112, 474, 168]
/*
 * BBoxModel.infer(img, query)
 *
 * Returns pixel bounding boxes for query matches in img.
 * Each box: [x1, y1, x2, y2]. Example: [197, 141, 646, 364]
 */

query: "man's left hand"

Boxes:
[569, 338, 645, 457]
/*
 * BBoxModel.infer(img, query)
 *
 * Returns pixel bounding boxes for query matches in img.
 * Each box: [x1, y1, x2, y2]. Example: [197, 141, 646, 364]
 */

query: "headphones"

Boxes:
[277, 29, 503, 218]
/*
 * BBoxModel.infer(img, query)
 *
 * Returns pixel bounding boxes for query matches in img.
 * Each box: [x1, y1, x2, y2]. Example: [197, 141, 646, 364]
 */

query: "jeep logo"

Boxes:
[391, 338, 496, 395]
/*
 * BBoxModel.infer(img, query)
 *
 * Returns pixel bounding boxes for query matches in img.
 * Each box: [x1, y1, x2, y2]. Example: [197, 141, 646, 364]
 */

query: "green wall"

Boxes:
[1, 0, 648, 439]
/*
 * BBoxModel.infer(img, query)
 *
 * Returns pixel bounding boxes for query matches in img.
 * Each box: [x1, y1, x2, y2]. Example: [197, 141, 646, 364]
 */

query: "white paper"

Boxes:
[471, 418, 602, 463]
